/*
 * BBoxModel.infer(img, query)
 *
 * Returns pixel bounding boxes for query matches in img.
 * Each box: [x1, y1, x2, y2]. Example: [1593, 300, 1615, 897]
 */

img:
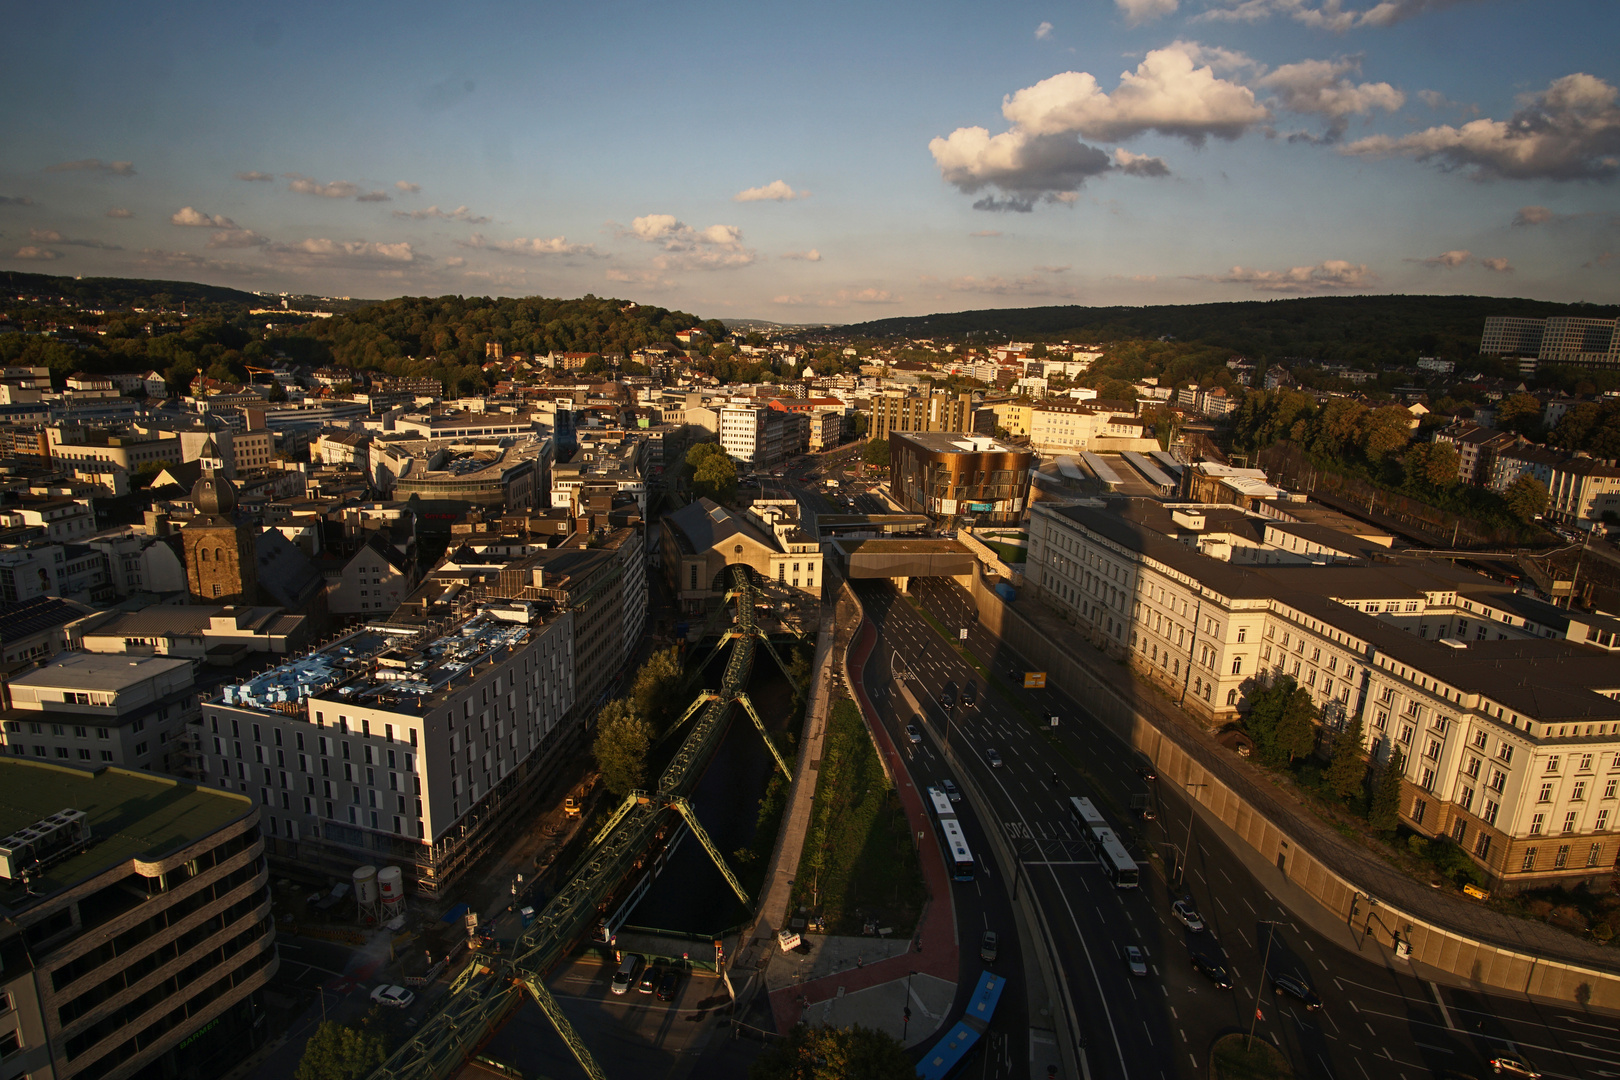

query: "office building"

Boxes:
[888, 432, 1034, 526]
[1479, 315, 1620, 370]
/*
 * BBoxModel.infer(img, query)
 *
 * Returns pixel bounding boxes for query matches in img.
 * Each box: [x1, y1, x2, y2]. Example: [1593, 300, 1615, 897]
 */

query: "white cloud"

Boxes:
[1194, 0, 1484, 31]
[236, 171, 274, 182]
[630, 214, 683, 242]
[781, 249, 822, 261]
[1513, 205, 1555, 226]
[28, 228, 120, 250]
[46, 159, 135, 176]
[284, 174, 362, 198]
[105, 207, 133, 218]
[1112, 147, 1172, 177]
[835, 288, 897, 304]
[623, 214, 754, 266]
[1189, 258, 1376, 292]
[1259, 57, 1403, 141]
[1000, 42, 1270, 144]
[733, 180, 808, 202]
[1408, 249, 1471, 267]
[395, 204, 491, 224]
[172, 207, 237, 228]
[1035, 21, 1054, 38]
[929, 127, 1114, 210]
[12, 246, 61, 260]
[1480, 256, 1513, 272]
[268, 238, 419, 264]
[1115, 0, 1178, 26]
[445, 256, 465, 267]
[396, 180, 421, 193]
[1343, 73, 1620, 181]
[459, 233, 596, 257]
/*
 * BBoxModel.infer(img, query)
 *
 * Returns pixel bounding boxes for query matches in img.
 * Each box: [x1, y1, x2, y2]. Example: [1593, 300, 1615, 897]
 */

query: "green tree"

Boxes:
[749, 1023, 915, 1080]
[1420, 440, 1459, 487]
[1494, 393, 1543, 435]
[592, 700, 651, 798]
[1325, 715, 1367, 801]
[630, 646, 685, 736]
[1273, 685, 1319, 765]
[1359, 405, 1415, 463]
[1503, 475, 1549, 523]
[686, 441, 738, 504]
[295, 1019, 389, 1080]
[861, 438, 890, 469]
[1368, 745, 1406, 835]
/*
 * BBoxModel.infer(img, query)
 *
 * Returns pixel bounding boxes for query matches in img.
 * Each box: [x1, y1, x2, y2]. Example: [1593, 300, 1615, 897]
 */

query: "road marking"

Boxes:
[1428, 982, 1457, 1031]
[1355, 1059, 1370, 1080]
[1242, 897, 1256, 914]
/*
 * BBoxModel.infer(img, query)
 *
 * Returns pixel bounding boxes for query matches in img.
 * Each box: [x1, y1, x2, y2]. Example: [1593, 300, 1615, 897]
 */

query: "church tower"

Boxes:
[183, 463, 258, 605]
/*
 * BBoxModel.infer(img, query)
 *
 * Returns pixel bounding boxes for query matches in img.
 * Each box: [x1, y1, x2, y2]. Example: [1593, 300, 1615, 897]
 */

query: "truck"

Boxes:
[825, 478, 839, 490]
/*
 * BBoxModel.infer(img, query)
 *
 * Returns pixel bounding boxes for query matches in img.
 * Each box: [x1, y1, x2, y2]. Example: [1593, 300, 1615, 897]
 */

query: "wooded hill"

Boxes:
[836, 295, 1620, 364]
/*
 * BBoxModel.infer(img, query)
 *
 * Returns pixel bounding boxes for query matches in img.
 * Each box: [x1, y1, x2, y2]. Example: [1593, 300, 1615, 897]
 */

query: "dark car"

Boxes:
[1272, 972, 1322, 1010]
[986, 748, 1003, 768]
[906, 723, 922, 744]
[1137, 765, 1158, 783]
[961, 683, 978, 708]
[940, 682, 956, 709]
[941, 778, 961, 802]
[638, 965, 659, 994]
[1190, 953, 1232, 989]
[656, 969, 679, 1002]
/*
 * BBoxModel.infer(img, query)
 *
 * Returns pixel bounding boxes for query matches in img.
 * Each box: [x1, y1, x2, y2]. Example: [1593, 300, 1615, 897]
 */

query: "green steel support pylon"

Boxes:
[590, 792, 642, 848]
[669, 797, 751, 907]
[521, 974, 609, 1080]
[735, 693, 792, 780]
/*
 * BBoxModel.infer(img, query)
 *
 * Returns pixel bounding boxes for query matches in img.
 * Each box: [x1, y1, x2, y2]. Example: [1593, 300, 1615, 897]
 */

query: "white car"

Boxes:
[1171, 899, 1206, 933]
[1124, 945, 1148, 977]
[370, 984, 415, 1009]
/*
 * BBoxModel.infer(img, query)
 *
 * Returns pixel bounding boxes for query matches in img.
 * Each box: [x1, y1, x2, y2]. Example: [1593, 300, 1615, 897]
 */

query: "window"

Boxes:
[1474, 834, 1492, 859]
[1555, 844, 1570, 869]
[1227, 689, 1238, 706]
[1459, 786, 1475, 812]
[1237, 627, 1246, 643]
[1531, 813, 1544, 835]
[1483, 801, 1499, 827]
[1573, 781, 1587, 802]
[1522, 847, 1538, 871]
[1598, 809, 1611, 832]
[1451, 818, 1467, 844]
[1472, 730, 1487, 750]
[1539, 783, 1554, 803]
[0, 1028, 18, 1057]
[1411, 799, 1427, 825]
[1607, 780, 1618, 800]
[1589, 843, 1604, 868]
[1465, 757, 1481, 779]
[1563, 811, 1579, 833]
[1580, 754, 1594, 772]
[1489, 769, 1506, 793]
[1546, 756, 1561, 773]
[1498, 743, 1514, 764]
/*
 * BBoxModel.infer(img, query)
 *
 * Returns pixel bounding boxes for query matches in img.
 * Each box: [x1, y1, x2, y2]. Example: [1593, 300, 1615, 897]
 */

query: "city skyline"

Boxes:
[2, 0, 1615, 321]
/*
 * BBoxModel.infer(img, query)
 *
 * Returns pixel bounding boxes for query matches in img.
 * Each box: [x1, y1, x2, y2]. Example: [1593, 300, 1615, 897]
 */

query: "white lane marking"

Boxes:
[1428, 981, 1457, 1031]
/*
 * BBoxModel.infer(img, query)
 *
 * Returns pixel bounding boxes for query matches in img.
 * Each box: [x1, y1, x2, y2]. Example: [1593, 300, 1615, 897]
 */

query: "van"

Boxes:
[610, 954, 642, 995]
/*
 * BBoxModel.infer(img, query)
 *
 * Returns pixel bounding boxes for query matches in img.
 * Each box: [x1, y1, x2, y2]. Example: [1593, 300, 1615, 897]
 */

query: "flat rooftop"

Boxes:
[10, 652, 192, 691]
[894, 432, 1030, 456]
[0, 761, 250, 909]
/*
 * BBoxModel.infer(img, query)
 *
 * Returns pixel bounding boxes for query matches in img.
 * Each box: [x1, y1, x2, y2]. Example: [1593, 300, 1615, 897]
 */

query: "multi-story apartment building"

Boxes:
[1026, 497, 1620, 890]
[867, 392, 979, 443]
[0, 497, 96, 543]
[1479, 317, 1548, 358]
[719, 405, 768, 467]
[0, 544, 116, 605]
[807, 407, 843, 452]
[1027, 403, 1149, 454]
[1546, 454, 1620, 524]
[198, 603, 575, 894]
[1480, 315, 1620, 370]
[0, 761, 274, 1080]
[2, 652, 201, 774]
[1434, 422, 1520, 487]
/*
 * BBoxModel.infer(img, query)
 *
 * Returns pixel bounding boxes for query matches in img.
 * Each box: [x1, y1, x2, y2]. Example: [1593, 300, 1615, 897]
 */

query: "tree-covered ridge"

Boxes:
[0, 270, 264, 312]
[836, 295, 1620, 365]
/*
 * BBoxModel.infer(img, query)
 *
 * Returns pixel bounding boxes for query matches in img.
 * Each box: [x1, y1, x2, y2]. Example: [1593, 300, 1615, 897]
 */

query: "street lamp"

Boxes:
[902, 970, 916, 1042]
[1176, 783, 1208, 888]
[1246, 919, 1278, 1050]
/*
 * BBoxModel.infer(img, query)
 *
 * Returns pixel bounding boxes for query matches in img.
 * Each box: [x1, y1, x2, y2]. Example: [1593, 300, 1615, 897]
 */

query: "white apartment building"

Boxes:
[1028, 403, 1151, 454]
[1027, 498, 1620, 889]
[0, 497, 96, 542]
[1, 652, 200, 773]
[719, 405, 768, 466]
[198, 604, 575, 894]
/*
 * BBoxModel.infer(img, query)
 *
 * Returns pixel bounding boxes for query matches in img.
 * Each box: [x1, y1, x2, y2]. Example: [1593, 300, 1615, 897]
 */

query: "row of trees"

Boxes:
[591, 647, 687, 798]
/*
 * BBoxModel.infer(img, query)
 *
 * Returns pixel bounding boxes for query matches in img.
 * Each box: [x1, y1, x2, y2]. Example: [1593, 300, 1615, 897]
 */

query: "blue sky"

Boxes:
[2, 0, 1615, 322]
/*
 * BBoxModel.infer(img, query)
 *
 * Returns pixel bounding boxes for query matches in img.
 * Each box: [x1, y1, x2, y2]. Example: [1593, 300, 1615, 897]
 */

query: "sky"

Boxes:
[2, 0, 1616, 323]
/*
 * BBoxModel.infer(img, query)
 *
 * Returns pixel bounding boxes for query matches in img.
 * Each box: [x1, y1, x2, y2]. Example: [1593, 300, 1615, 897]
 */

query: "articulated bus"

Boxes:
[939, 818, 976, 881]
[1068, 796, 1106, 837]
[1093, 828, 1140, 889]
[928, 787, 957, 822]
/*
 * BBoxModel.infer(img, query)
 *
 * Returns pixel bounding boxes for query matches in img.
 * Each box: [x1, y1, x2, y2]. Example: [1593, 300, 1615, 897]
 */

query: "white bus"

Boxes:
[939, 818, 976, 881]
[1069, 796, 1107, 837]
[928, 787, 957, 822]
[1093, 828, 1139, 889]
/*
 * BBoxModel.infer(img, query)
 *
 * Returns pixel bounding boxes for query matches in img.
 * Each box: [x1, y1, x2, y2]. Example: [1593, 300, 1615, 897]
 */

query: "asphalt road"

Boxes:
[857, 575, 1620, 1080]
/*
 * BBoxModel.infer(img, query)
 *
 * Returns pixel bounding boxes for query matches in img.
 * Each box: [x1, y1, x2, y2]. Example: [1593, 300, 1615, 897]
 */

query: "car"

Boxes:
[1171, 899, 1205, 933]
[941, 778, 961, 802]
[979, 930, 999, 963]
[638, 965, 659, 994]
[656, 969, 679, 1001]
[906, 723, 922, 744]
[610, 954, 642, 995]
[1271, 972, 1322, 1010]
[940, 682, 956, 709]
[1137, 765, 1158, 783]
[1190, 953, 1232, 989]
[986, 748, 1003, 768]
[1488, 1056, 1540, 1078]
[961, 683, 978, 708]
[1124, 945, 1148, 977]
[370, 984, 415, 1009]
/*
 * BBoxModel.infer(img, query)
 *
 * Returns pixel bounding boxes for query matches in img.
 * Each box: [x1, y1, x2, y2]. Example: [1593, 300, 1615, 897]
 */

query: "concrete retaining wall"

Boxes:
[965, 568, 1620, 1010]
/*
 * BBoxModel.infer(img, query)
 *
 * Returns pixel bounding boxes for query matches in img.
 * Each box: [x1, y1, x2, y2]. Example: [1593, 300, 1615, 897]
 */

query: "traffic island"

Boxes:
[1209, 1033, 1294, 1080]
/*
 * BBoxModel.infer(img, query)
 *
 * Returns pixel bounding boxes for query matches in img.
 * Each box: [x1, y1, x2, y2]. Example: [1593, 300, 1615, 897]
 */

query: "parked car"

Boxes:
[941, 778, 961, 802]
[1171, 899, 1205, 933]
[1489, 1056, 1540, 1078]
[979, 930, 998, 963]
[1272, 972, 1322, 1010]
[610, 954, 642, 995]
[370, 985, 415, 1009]
[906, 723, 922, 744]
[1124, 945, 1148, 977]
[986, 748, 1003, 768]
[656, 969, 679, 1002]
[1190, 953, 1231, 989]
[638, 965, 659, 994]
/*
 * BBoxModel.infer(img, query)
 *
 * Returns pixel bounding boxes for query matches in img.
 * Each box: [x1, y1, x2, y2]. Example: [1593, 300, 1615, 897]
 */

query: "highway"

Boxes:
[853, 573, 1620, 1080]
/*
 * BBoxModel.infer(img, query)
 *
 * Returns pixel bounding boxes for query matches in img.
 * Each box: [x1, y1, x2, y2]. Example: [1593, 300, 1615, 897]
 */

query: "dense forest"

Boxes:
[1, 270, 265, 312]
[838, 295, 1620, 366]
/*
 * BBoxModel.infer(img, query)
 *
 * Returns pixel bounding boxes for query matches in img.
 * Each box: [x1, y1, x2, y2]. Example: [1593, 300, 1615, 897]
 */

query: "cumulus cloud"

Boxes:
[1035, 21, 1054, 38]
[930, 128, 1114, 210]
[1195, 0, 1484, 31]
[1189, 258, 1376, 292]
[733, 180, 808, 202]
[1116, 0, 1178, 25]
[284, 174, 363, 198]
[1259, 57, 1404, 141]
[268, 238, 419, 264]
[622, 214, 755, 267]
[1408, 249, 1472, 267]
[781, 249, 822, 261]
[1513, 205, 1555, 226]
[394, 204, 491, 224]
[208, 229, 270, 249]
[0, 195, 36, 207]
[458, 233, 596, 257]
[1000, 43, 1270, 144]
[1112, 147, 1172, 176]
[12, 246, 61, 260]
[1480, 256, 1512, 272]
[395, 181, 421, 193]
[105, 207, 133, 218]
[1342, 73, 1620, 180]
[172, 207, 237, 228]
[28, 228, 121, 250]
[46, 159, 135, 176]
[236, 171, 274, 182]
[445, 256, 466, 267]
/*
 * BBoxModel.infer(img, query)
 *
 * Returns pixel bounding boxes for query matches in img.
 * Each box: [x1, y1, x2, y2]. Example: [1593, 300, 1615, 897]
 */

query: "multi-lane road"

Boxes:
[853, 573, 1619, 1080]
